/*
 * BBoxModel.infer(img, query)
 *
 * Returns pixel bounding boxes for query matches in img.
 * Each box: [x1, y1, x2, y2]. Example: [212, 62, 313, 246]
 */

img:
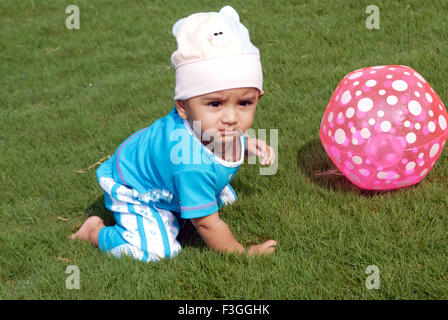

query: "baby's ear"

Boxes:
[258, 90, 264, 99]
[175, 100, 188, 119]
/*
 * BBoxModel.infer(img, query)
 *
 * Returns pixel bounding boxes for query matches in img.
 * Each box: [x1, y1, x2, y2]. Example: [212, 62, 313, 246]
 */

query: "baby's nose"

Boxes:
[221, 108, 238, 124]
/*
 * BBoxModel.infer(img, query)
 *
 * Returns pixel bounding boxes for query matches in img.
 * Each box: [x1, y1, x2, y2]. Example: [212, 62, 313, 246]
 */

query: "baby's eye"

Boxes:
[239, 100, 253, 107]
[209, 101, 221, 107]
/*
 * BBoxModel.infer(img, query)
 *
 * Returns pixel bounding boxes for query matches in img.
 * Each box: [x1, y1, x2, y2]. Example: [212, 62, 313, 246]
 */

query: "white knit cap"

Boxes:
[171, 5, 263, 100]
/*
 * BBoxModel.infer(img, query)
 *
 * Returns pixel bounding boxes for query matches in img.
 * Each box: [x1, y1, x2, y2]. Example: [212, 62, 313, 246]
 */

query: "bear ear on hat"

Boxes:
[172, 17, 185, 37]
[219, 5, 240, 22]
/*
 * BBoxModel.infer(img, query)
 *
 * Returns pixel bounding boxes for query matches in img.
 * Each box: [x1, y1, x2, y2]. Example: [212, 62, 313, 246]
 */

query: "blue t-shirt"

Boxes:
[96, 107, 245, 219]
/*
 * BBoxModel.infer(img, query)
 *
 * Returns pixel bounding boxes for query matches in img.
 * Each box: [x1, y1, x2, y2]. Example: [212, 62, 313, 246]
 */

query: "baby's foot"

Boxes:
[71, 216, 105, 247]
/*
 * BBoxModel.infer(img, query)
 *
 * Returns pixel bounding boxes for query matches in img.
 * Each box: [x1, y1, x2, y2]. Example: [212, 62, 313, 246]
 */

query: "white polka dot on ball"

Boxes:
[341, 90, 352, 104]
[381, 121, 392, 132]
[406, 162, 416, 170]
[348, 72, 363, 80]
[335, 129, 346, 144]
[377, 172, 387, 179]
[358, 97, 373, 112]
[359, 169, 369, 176]
[414, 72, 426, 83]
[366, 80, 377, 87]
[408, 100, 422, 116]
[360, 128, 371, 139]
[386, 95, 398, 105]
[406, 132, 417, 144]
[430, 143, 439, 157]
[346, 107, 355, 118]
[352, 156, 363, 165]
[439, 115, 447, 130]
[392, 80, 408, 92]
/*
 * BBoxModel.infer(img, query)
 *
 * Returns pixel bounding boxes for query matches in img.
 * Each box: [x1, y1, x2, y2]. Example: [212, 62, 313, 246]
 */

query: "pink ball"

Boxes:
[320, 65, 448, 190]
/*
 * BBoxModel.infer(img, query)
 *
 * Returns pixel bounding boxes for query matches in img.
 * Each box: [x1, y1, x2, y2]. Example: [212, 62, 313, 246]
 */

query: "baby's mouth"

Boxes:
[218, 129, 236, 136]
[217, 128, 243, 136]
[201, 129, 243, 145]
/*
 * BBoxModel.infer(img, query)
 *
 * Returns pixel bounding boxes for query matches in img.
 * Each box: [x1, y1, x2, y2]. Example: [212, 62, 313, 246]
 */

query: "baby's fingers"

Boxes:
[260, 146, 275, 165]
[266, 146, 275, 164]
[248, 240, 278, 255]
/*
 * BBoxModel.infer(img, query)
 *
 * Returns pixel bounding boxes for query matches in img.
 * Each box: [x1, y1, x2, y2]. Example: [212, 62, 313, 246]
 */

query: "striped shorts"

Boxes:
[97, 177, 182, 263]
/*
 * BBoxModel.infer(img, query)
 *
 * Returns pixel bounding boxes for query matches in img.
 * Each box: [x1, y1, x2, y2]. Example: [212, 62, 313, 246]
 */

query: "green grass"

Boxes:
[1, 0, 448, 299]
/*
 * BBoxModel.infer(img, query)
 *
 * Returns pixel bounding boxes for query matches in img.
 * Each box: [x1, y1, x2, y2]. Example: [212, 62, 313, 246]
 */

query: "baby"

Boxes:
[71, 5, 277, 262]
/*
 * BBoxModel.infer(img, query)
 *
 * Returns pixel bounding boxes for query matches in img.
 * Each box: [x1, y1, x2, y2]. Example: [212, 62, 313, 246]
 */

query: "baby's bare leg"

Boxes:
[71, 216, 105, 247]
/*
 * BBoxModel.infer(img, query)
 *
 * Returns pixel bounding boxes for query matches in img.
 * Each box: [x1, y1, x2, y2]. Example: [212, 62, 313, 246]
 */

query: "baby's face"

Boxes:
[176, 87, 263, 144]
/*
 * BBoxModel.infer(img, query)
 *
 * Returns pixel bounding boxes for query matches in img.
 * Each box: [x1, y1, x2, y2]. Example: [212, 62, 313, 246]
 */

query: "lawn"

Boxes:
[1, 0, 447, 299]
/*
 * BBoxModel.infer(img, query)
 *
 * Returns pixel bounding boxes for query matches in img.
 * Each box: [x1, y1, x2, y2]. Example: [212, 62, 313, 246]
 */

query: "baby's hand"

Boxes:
[246, 137, 276, 166]
[247, 240, 278, 256]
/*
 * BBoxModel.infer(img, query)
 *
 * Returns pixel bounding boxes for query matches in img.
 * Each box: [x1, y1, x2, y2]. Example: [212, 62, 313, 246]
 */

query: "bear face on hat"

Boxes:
[171, 5, 263, 101]
[171, 5, 259, 68]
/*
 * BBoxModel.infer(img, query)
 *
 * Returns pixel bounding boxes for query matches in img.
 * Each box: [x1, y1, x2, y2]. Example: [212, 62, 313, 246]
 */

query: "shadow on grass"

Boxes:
[83, 195, 204, 249]
[224, 174, 258, 197]
[296, 136, 419, 197]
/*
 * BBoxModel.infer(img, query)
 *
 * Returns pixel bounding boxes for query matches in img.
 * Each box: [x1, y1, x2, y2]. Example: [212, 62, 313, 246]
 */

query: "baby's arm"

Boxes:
[192, 212, 277, 255]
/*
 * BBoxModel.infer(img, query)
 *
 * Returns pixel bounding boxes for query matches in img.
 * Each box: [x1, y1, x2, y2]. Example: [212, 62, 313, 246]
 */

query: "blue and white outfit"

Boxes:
[96, 107, 244, 262]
